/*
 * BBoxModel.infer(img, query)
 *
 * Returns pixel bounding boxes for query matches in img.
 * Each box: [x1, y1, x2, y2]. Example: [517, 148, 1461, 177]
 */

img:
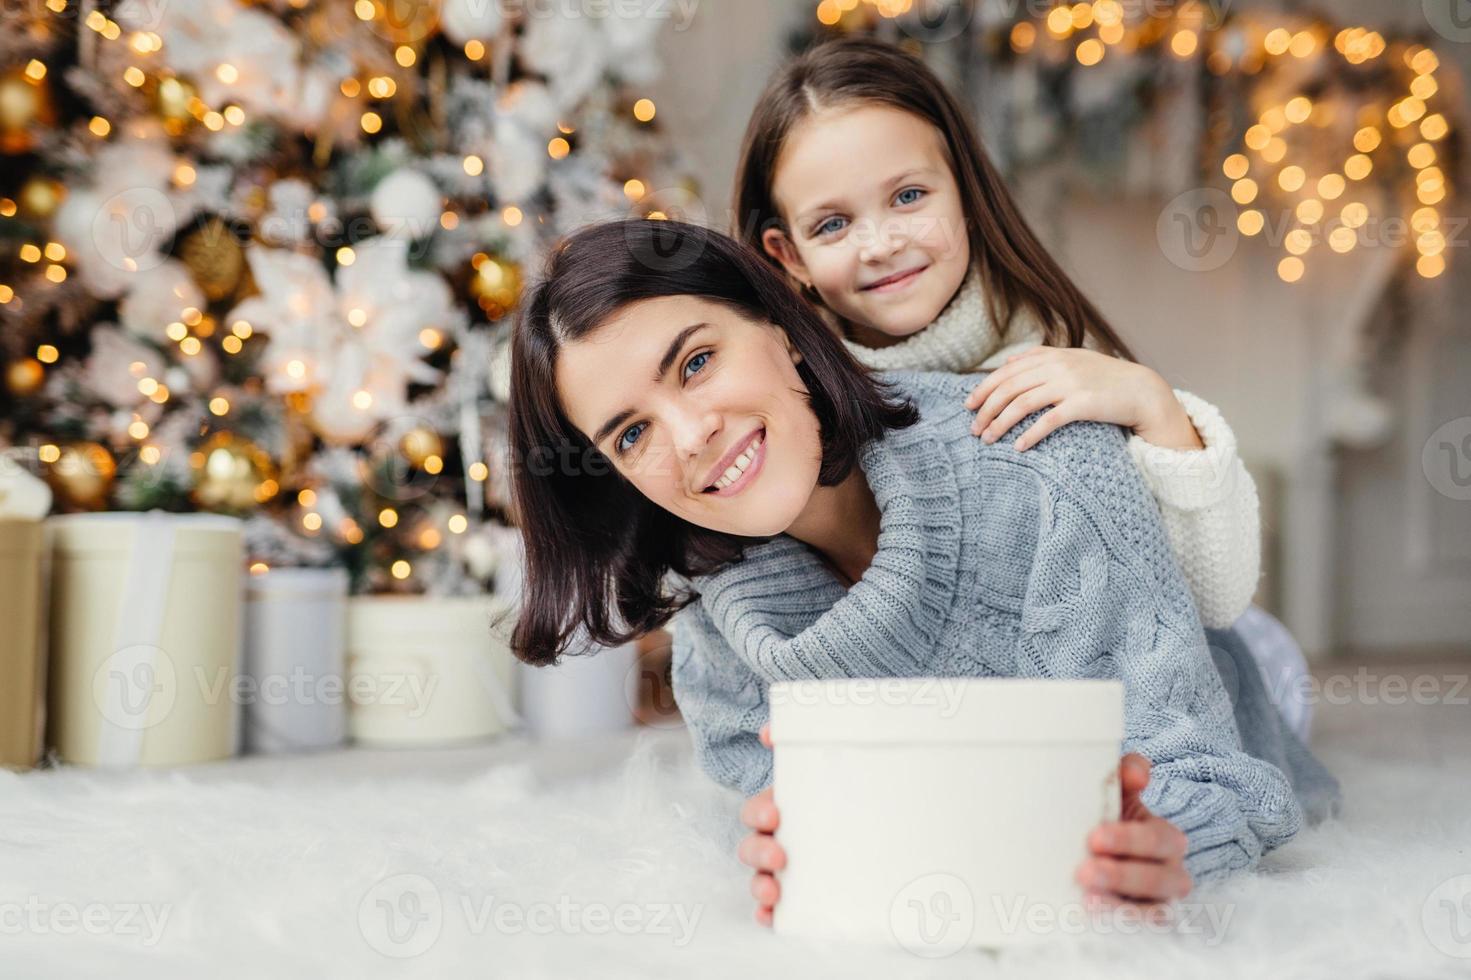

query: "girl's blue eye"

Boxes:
[616, 421, 647, 454]
[895, 187, 925, 206]
[814, 216, 847, 237]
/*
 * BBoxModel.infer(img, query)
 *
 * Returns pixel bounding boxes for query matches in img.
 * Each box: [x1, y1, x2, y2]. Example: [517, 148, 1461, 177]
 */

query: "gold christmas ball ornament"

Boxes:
[399, 426, 443, 468]
[190, 432, 280, 512]
[18, 176, 64, 218]
[5, 357, 45, 396]
[178, 218, 246, 302]
[0, 68, 55, 155]
[470, 253, 522, 320]
[155, 76, 197, 125]
[46, 442, 117, 511]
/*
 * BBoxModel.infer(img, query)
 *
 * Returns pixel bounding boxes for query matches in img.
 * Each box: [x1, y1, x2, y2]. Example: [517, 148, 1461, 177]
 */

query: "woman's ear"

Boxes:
[761, 226, 812, 289]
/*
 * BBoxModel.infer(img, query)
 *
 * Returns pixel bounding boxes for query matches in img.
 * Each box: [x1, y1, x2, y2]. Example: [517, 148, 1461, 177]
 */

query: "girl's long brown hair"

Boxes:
[732, 36, 1135, 361]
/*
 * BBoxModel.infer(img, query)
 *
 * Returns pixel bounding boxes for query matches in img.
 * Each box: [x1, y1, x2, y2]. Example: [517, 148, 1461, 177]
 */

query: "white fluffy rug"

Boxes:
[3, 675, 1469, 980]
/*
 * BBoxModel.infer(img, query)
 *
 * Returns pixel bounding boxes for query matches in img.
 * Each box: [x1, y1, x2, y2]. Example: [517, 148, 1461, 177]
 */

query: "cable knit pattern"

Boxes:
[670, 370, 1333, 885]
[841, 269, 1261, 627]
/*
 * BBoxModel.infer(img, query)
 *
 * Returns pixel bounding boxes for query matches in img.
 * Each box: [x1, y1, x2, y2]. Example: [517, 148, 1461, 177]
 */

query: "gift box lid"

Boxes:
[769, 677, 1123, 745]
[47, 511, 243, 558]
[246, 565, 350, 598]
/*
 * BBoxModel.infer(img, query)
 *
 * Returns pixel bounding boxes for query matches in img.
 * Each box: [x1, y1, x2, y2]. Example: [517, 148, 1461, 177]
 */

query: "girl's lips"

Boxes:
[704, 429, 766, 498]
[862, 265, 927, 293]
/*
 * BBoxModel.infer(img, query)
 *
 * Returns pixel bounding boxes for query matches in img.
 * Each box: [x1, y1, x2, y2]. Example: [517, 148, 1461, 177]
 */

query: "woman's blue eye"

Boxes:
[615, 352, 711, 455]
[895, 187, 925, 206]
[684, 350, 711, 378]
[616, 421, 646, 454]
[815, 216, 847, 237]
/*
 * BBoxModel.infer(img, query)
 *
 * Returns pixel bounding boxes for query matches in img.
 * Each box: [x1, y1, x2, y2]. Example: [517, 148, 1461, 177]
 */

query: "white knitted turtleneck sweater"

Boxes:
[842, 268, 1261, 628]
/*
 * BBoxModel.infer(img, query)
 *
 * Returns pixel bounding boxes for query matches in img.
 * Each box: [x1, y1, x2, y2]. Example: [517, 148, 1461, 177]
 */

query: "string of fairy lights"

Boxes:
[815, 0, 1459, 284]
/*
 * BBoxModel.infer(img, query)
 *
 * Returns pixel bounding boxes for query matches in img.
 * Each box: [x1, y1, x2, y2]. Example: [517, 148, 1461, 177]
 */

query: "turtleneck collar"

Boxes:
[692, 412, 963, 682]
[841, 266, 1045, 373]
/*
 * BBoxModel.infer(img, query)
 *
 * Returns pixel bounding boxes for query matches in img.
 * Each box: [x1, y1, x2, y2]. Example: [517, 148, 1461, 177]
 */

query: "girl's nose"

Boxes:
[857, 217, 906, 264]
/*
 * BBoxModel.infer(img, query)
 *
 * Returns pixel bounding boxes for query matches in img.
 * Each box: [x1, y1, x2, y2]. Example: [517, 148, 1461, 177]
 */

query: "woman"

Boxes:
[508, 218, 1337, 918]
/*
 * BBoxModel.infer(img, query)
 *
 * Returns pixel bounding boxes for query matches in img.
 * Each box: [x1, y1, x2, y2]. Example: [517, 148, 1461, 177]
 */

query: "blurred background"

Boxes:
[1, 0, 1468, 778]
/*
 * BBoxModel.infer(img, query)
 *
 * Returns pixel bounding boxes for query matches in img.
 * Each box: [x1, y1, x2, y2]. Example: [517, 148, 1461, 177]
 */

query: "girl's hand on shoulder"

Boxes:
[964, 347, 1204, 452]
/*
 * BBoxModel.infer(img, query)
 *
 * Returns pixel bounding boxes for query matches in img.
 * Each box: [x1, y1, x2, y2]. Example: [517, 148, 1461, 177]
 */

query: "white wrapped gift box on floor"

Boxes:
[0, 519, 46, 770]
[45, 512, 244, 768]
[242, 566, 349, 754]
[346, 594, 517, 746]
[771, 677, 1123, 952]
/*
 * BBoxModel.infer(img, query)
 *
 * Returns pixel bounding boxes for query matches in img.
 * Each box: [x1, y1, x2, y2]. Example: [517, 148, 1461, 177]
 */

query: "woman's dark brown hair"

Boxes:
[507, 218, 919, 666]
[732, 35, 1135, 360]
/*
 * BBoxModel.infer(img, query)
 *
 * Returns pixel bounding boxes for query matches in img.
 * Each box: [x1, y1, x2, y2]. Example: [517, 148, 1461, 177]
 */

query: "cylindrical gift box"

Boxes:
[0, 520, 47, 770]
[517, 642, 636, 740]
[46, 512, 244, 768]
[770, 678, 1123, 951]
[243, 566, 349, 754]
[346, 595, 517, 746]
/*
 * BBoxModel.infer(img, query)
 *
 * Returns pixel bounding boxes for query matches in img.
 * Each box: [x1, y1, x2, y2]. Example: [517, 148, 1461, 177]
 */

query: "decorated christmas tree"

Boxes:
[0, 0, 691, 595]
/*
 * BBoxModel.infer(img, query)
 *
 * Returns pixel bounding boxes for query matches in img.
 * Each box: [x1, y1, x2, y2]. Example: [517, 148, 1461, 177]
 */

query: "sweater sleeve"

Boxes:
[1125, 388, 1261, 628]
[668, 604, 773, 797]
[1014, 438, 1301, 884]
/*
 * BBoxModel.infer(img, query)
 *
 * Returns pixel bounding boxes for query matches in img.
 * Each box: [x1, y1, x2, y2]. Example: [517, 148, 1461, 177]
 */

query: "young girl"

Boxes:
[730, 37, 1312, 735]
[507, 218, 1338, 925]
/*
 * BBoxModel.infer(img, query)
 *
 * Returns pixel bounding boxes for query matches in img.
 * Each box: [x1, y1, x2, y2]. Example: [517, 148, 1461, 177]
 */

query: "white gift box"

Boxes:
[242, 566, 349, 754]
[346, 595, 517, 746]
[0, 519, 46, 770]
[516, 641, 636, 741]
[45, 512, 244, 768]
[770, 677, 1123, 952]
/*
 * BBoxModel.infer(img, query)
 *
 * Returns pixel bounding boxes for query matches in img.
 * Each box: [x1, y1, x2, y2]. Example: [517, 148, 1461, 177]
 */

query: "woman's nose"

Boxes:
[669, 407, 721, 463]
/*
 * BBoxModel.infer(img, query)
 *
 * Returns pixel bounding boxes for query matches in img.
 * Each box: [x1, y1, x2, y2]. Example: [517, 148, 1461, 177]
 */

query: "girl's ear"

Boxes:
[760, 226, 812, 288]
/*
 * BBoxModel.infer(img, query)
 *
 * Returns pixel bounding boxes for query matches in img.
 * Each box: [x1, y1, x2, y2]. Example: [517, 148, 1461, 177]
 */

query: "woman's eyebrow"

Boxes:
[592, 321, 711, 446]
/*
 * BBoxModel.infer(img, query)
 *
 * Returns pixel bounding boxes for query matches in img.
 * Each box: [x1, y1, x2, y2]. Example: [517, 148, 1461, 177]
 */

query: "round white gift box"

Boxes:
[243, 566, 349, 754]
[770, 677, 1123, 951]
[346, 594, 517, 746]
[45, 512, 244, 768]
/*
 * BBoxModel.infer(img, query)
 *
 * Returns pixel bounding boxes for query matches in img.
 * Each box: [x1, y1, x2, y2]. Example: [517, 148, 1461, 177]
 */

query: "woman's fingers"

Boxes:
[1089, 817, 1188, 862]
[754, 904, 774, 928]
[978, 385, 1058, 443]
[759, 723, 772, 748]
[737, 831, 787, 872]
[750, 871, 781, 907]
[739, 788, 779, 833]
[1076, 854, 1192, 903]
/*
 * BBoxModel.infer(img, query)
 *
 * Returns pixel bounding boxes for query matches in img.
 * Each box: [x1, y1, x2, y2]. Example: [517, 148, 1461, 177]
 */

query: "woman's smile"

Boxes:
[703, 427, 766, 497]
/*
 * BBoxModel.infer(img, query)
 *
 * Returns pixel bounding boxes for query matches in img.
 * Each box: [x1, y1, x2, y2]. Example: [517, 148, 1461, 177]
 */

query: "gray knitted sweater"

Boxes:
[669, 369, 1303, 884]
